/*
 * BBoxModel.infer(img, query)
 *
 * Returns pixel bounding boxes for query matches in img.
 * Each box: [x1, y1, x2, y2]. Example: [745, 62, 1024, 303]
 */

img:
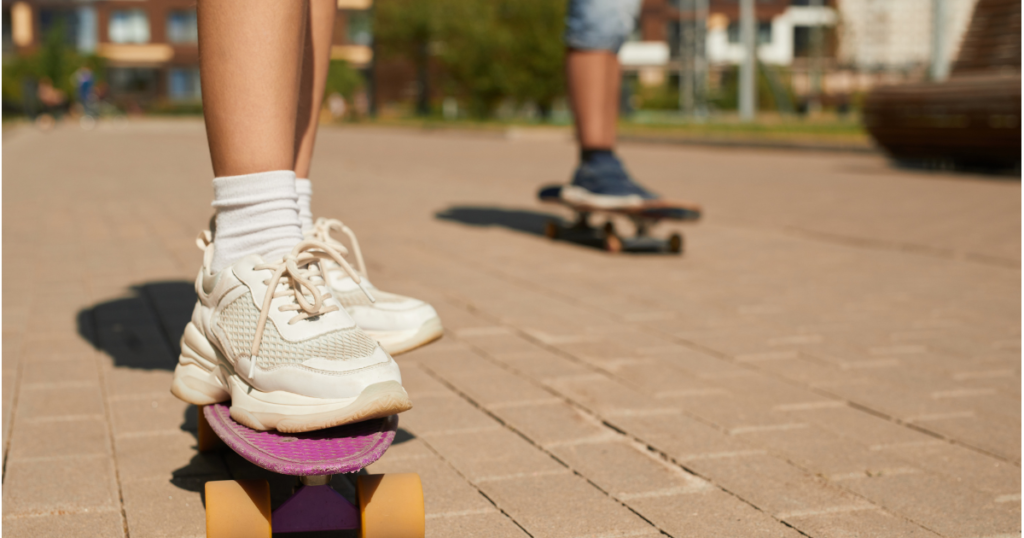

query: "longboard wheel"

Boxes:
[357, 473, 425, 538]
[668, 233, 684, 254]
[544, 220, 560, 239]
[197, 405, 225, 453]
[205, 480, 271, 538]
[602, 222, 622, 253]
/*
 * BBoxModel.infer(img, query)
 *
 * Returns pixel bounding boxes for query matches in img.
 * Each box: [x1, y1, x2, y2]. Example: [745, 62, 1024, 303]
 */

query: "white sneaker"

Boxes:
[170, 232, 412, 432]
[309, 218, 444, 355]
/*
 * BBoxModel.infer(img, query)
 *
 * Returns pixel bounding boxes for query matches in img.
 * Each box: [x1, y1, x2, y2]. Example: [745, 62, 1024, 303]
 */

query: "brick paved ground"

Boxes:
[2, 119, 1020, 538]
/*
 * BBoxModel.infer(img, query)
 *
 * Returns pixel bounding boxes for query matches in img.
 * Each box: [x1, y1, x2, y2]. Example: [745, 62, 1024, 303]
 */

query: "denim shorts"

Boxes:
[564, 0, 642, 53]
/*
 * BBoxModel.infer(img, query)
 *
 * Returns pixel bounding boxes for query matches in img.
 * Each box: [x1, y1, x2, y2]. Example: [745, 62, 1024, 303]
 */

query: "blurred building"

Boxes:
[622, 0, 980, 106]
[2, 0, 374, 105]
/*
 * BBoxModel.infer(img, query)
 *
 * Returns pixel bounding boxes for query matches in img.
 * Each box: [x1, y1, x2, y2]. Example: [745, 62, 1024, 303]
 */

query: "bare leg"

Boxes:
[566, 49, 620, 150]
[294, 0, 338, 179]
[198, 0, 308, 177]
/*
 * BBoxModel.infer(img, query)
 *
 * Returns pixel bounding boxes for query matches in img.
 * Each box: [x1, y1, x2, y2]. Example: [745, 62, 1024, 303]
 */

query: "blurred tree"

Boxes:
[324, 59, 364, 101]
[374, 0, 439, 116]
[375, 0, 566, 119]
[2, 22, 106, 111]
[500, 0, 566, 118]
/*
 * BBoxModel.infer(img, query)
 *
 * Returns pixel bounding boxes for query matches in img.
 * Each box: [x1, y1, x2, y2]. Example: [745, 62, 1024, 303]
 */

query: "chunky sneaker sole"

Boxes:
[366, 316, 444, 356]
[171, 321, 413, 433]
[560, 184, 645, 209]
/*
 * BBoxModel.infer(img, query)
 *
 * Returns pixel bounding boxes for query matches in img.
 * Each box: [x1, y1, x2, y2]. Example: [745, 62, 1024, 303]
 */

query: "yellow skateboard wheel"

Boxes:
[205, 479, 271, 538]
[357, 473, 425, 538]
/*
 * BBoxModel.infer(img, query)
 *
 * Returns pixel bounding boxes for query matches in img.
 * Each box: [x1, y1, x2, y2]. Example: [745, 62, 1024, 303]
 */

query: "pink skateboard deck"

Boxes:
[203, 402, 398, 476]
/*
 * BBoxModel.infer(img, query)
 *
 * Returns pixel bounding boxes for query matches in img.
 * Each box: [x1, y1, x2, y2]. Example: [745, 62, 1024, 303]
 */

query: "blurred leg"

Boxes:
[294, 0, 338, 180]
[567, 49, 618, 150]
[199, 0, 308, 177]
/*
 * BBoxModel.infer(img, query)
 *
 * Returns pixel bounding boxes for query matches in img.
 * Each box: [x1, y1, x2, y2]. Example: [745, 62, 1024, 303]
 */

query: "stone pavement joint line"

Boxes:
[2, 120, 1019, 537]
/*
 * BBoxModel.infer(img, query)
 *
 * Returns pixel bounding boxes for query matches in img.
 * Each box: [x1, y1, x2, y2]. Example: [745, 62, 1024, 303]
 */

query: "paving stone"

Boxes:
[841, 472, 1020, 537]
[15, 385, 106, 421]
[550, 439, 710, 499]
[494, 400, 609, 447]
[488, 350, 592, 380]
[367, 449, 497, 517]
[398, 393, 500, 436]
[3, 455, 120, 516]
[610, 412, 752, 461]
[790, 406, 935, 448]
[424, 426, 565, 482]
[1, 510, 125, 538]
[737, 424, 917, 480]
[912, 414, 1021, 463]
[687, 453, 875, 518]
[427, 511, 530, 538]
[109, 392, 191, 436]
[21, 357, 101, 386]
[631, 489, 804, 538]
[115, 430, 225, 482]
[121, 476, 206, 538]
[480, 472, 658, 538]
[545, 374, 676, 416]
[877, 441, 1020, 496]
[104, 367, 175, 397]
[785, 509, 942, 538]
[7, 416, 111, 460]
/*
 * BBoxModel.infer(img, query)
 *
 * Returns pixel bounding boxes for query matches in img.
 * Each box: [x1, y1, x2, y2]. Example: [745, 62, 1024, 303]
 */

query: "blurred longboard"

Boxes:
[538, 184, 702, 254]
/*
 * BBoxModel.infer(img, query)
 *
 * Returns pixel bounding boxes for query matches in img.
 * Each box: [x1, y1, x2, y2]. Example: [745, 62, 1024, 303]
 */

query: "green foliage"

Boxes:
[324, 60, 364, 100]
[2, 21, 106, 108]
[375, 0, 566, 118]
[708, 64, 794, 112]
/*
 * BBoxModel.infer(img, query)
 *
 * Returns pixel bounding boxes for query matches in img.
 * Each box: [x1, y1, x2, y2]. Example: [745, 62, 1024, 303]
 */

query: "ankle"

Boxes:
[210, 170, 304, 273]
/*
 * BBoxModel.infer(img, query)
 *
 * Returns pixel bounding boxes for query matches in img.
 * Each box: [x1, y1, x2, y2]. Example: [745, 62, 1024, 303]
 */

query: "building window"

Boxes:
[346, 10, 372, 46]
[109, 67, 157, 95]
[167, 9, 197, 43]
[2, 7, 13, 54]
[40, 9, 81, 47]
[727, 21, 772, 45]
[109, 9, 149, 44]
[168, 67, 201, 101]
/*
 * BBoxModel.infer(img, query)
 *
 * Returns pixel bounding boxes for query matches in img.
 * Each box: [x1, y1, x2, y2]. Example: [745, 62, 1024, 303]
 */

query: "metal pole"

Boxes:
[808, 0, 823, 114]
[695, 0, 708, 117]
[930, 0, 949, 81]
[739, 0, 756, 121]
[680, 0, 694, 114]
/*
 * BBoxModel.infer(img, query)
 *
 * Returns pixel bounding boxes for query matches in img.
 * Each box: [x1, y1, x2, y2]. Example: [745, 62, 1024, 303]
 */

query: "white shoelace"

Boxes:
[247, 239, 375, 379]
[312, 218, 369, 279]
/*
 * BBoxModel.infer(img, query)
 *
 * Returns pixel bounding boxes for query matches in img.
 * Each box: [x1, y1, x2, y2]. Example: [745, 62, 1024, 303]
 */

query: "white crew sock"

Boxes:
[295, 178, 314, 232]
[210, 170, 305, 273]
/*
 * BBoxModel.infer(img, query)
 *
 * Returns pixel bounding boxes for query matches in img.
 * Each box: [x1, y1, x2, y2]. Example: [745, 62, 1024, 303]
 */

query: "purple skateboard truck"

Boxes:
[199, 403, 425, 538]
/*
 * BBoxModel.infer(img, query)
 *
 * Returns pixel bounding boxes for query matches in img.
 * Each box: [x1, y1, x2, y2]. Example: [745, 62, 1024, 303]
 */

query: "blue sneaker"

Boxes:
[561, 152, 659, 208]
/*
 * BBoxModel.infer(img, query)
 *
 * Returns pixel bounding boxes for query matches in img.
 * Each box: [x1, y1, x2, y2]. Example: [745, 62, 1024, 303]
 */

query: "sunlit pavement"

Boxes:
[3, 118, 1020, 537]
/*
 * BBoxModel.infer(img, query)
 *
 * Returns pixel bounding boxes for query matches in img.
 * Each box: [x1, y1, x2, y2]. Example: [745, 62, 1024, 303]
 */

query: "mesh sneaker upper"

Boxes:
[218, 294, 379, 370]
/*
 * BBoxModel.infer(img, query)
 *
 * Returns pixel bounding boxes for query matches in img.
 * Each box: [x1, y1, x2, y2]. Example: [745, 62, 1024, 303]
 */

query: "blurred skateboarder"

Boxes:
[559, 0, 661, 208]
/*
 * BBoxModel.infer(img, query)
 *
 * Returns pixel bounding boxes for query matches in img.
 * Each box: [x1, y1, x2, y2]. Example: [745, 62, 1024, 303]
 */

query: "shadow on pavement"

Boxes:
[77, 280, 195, 371]
[435, 205, 565, 236]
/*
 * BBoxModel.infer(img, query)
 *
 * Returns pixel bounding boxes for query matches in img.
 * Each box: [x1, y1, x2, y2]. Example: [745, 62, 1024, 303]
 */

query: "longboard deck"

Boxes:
[538, 185, 702, 220]
[204, 403, 397, 476]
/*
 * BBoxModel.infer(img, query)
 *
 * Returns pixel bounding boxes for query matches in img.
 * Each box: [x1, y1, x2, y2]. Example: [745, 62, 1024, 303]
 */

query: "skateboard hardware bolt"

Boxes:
[300, 474, 333, 486]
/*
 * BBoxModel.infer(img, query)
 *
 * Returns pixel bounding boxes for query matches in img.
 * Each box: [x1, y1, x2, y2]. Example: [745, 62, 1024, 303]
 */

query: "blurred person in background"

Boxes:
[559, 0, 660, 208]
[168, 0, 441, 433]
